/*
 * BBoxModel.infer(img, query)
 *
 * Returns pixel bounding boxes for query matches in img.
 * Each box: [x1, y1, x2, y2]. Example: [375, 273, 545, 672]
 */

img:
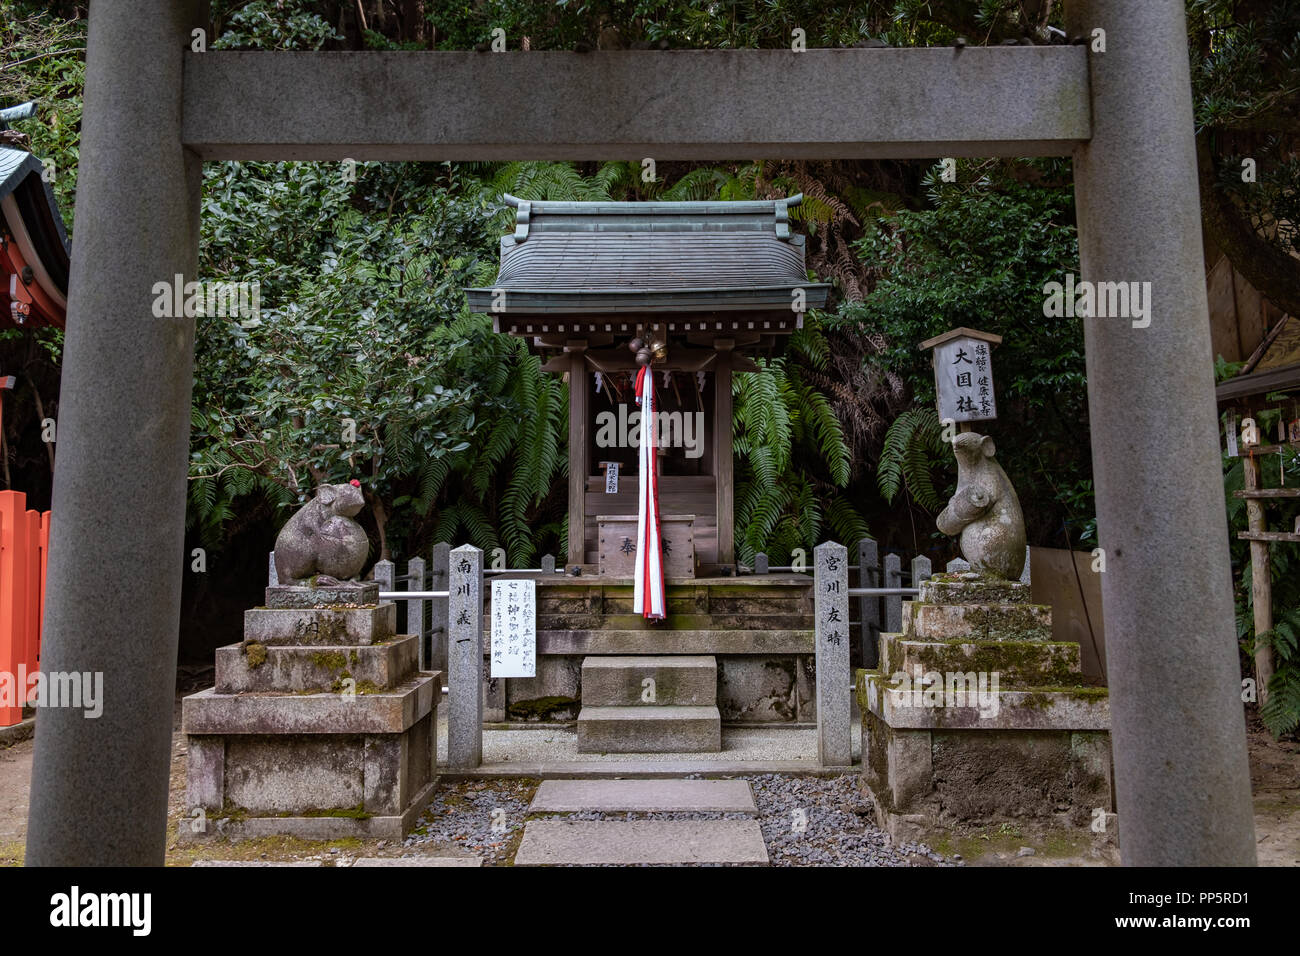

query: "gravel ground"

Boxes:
[405, 773, 956, 866]
[406, 778, 535, 865]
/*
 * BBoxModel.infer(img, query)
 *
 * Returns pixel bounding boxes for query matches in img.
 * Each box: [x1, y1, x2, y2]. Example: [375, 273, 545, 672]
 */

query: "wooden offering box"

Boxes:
[597, 514, 696, 578]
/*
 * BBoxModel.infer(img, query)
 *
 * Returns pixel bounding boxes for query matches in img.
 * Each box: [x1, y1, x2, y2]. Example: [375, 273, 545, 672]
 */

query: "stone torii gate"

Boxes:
[27, 0, 1256, 866]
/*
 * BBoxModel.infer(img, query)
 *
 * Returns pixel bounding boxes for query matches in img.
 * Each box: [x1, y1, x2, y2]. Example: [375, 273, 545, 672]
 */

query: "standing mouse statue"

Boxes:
[274, 479, 370, 585]
[936, 432, 1026, 580]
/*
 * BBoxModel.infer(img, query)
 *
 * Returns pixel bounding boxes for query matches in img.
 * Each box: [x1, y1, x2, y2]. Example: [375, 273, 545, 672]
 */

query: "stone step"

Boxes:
[857, 669, 1109, 730]
[919, 574, 1031, 605]
[577, 705, 721, 753]
[529, 779, 756, 813]
[581, 655, 716, 707]
[265, 582, 380, 608]
[879, 633, 1081, 687]
[903, 601, 1052, 642]
[244, 603, 397, 646]
[537, 629, 813, 656]
[514, 819, 768, 865]
[215, 634, 419, 694]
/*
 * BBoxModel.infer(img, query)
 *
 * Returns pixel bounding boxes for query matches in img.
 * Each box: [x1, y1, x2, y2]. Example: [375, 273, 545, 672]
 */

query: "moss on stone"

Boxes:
[907, 640, 1080, 687]
[507, 695, 579, 721]
[311, 651, 348, 672]
[295, 803, 372, 819]
[243, 642, 268, 669]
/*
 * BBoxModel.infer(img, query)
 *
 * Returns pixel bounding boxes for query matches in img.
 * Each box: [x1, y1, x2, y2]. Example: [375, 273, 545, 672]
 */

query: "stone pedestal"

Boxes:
[858, 572, 1113, 845]
[181, 584, 440, 841]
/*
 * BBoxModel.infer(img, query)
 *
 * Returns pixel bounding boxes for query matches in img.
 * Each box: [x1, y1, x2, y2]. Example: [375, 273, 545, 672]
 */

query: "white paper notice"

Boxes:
[490, 578, 536, 678]
[605, 461, 620, 494]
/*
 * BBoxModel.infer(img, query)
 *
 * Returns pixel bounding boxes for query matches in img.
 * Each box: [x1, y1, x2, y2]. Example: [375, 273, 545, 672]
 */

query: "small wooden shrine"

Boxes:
[466, 193, 829, 574]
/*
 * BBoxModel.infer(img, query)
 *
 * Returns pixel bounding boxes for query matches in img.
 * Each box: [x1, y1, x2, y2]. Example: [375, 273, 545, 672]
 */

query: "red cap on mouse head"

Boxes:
[350, 479, 361, 488]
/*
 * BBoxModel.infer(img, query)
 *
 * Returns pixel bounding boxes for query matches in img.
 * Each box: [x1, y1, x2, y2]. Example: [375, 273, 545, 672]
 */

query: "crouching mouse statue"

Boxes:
[274, 479, 370, 585]
[935, 432, 1026, 580]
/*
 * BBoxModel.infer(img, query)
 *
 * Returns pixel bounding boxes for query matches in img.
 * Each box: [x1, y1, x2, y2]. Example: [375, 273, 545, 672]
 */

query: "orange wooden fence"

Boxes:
[0, 491, 50, 727]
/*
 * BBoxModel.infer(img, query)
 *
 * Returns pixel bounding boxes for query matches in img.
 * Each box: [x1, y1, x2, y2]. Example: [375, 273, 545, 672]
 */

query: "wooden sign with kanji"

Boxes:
[920, 327, 1002, 424]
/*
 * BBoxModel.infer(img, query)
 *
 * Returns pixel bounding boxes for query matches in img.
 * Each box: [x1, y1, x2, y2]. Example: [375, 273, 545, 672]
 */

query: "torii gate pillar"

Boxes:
[26, 0, 206, 865]
[1067, 0, 1255, 865]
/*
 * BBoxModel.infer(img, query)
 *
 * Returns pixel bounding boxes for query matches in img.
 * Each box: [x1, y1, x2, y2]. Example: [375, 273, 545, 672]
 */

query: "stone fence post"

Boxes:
[884, 553, 902, 634]
[374, 558, 398, 635]
[911, 555, 932, 592]
[857, 537, 879, 668]
[448, 545, 484, 770]
[430, 542, 450, 674]
[814, 541, 851, 767]
[407, 556, 427, 670]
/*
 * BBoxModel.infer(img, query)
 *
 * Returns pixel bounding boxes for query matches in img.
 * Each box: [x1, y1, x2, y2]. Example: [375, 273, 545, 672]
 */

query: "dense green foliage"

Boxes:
[833, 161, 1091, 547]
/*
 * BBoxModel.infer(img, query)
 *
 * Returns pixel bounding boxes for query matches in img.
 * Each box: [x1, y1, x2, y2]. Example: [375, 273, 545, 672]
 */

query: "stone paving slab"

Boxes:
[514, 820, 769, 865]
[192, 860, 322, 867]
[350, 856, 482, 867]
[529, 778, 756, 813]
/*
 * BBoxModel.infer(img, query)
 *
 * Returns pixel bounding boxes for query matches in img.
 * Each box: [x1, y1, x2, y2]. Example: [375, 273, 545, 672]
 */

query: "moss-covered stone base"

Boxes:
[860, 704, 1113, 845]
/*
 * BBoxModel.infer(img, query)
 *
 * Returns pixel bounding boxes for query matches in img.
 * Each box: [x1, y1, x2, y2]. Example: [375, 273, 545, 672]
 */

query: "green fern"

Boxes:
[732, 357, 869, 564]
[878, 407, 948, 511]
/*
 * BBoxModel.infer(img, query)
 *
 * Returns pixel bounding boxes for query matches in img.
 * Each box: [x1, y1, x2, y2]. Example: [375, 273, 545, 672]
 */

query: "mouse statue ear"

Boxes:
[317, 484, 337, 507]
[980, 435, 997, 458]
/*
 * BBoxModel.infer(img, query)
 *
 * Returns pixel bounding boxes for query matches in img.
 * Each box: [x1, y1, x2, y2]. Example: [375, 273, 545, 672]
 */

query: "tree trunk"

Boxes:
[371, 495, 390, 561]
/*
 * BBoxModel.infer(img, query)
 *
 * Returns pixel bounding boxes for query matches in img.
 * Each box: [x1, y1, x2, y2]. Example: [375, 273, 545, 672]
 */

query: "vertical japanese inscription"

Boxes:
[814, 541, 851, 767]
[490, 578, 536, 678]
[448, 545, 484, 769]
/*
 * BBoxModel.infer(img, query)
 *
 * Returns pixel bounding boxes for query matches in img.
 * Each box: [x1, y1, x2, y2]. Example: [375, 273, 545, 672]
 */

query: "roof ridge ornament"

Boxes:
[513, 200, 531, 242]
[774, 192, 803, 241]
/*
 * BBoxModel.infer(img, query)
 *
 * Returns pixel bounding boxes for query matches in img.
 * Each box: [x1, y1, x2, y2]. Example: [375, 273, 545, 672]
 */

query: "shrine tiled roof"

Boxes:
[466, 194, 830, 315]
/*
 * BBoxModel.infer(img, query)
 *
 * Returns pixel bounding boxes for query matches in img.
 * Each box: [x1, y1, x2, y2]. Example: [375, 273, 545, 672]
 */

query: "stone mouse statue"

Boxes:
[274, 479, 370, 585]
[936, 432, 1026, 580]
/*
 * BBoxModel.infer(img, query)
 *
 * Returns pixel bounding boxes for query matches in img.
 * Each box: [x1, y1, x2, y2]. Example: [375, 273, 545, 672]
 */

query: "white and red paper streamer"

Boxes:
[633, 365, 666, 619]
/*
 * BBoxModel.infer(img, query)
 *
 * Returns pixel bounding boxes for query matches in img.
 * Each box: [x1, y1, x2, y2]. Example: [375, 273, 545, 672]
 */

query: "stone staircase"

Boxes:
[577, 655, 721, 752]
